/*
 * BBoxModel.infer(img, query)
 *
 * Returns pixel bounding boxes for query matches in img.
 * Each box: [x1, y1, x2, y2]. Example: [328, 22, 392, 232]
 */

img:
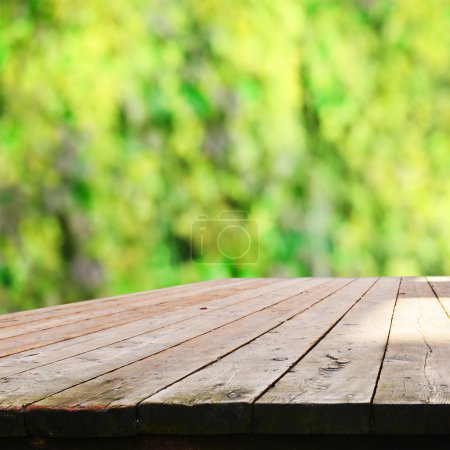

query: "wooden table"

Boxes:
[0, 277, 449, 445]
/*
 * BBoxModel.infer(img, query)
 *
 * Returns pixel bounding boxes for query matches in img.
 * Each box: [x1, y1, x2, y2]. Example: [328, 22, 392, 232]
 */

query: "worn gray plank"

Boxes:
[0, 279, 259, 346]
[427, 276, 450, 317]
[0, 279, 281, 377]
[0, 279, 256, 336]
[254, 277, 399, 434]
[0, 279, 275, 359]
[23, 279, 352, 437]
[0, 278, 232, 327]
[372, 277, 450, 434]
[3, 276, 446, 439]
[0, 277, 332, 436]
[139, 277, 379, 434]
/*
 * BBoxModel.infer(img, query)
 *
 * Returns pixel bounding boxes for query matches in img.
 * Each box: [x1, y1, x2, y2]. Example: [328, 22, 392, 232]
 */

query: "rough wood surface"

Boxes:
[0, 279, 258, 337]
[0, 279, 268, 357]
[0, 279, 277, 375]
[427, 276, 450, 317]
[0, 279, 230, 326]
[139, 278, 377, 434]
[25, 278, 344, 437]
[1, 277, 332, 436]
[372, 277, 450, 434]
[255, 277, 399, 434]
[0, 277, 449, 438]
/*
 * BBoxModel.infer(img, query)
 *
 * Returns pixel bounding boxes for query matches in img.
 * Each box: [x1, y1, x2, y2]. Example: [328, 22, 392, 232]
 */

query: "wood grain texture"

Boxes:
[0, 279, 266, 357]
[1, 278, 332, 436]
[427, 276, 450, 317]
[372, 277, 450, 434]
[1, 277, 449, 438]
[0, 281, 272, 357]
[0, 279, 257, 336]
[255, 277, 400, 434]
[0, 279, 231, 327]
[24, 278, 351, 437]
[138, 278, 377, 434]
[0, 279, 277, 373]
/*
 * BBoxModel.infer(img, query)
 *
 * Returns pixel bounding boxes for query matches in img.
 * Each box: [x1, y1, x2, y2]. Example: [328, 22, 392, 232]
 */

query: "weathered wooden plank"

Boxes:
[427, 276, 450, 317]
[0, 279, 251, 334]
[0, 278, 231, 326]
[0, 279, 265, 340]
[1, 277, 333, 436]
[139, 277, 379, 434]
[254, 277, 399, 434]
[0, 280, 274, 357]
[23, 279, 353, 437]
[0, 279, 291, 376]
[4, 276, 445, 439]
[372, 277, 450, 434]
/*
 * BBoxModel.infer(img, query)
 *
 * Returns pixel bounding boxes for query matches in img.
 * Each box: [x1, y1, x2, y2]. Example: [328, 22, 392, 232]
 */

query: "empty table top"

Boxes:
[0, 277, 449, 438]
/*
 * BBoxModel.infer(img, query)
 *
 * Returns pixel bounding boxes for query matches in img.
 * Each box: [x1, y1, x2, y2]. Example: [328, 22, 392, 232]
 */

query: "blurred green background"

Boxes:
[1, 0, 450, 313]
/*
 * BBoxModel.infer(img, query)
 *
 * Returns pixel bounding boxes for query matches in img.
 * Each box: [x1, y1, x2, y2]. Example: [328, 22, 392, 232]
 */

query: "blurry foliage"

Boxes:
[1, 0, 450, 312]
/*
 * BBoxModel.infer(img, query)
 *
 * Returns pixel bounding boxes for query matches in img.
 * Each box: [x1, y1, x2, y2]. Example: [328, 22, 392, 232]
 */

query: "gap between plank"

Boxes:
[426, 277, 450, 321]
[0, 280, 255, 339]
[368, 276, 402, 432]
[22, 278, 344, 418]
[248, 277, 380, 431]
[1, 281, 283, 376]
[133, 279, 359, 427]
[0, 279, 232, 322]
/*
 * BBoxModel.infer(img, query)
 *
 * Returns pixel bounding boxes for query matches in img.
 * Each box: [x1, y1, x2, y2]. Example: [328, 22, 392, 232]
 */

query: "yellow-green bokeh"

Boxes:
[1, 0, 450, 312]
